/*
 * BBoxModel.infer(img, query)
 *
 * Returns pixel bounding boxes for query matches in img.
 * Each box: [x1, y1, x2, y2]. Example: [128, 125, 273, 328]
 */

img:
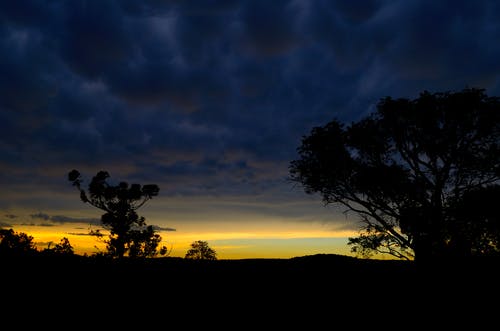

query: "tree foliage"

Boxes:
[290, 88, 500, 261]
[68, 169, 167, 258]
[0, 228, 38, 255]
[185, 240, 217, 260]
[43, 237, 75, 256]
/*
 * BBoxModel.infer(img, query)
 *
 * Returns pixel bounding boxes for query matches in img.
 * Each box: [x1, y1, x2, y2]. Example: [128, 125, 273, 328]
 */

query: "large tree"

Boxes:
[68, 170, 166, 258]
[289, 88, 500, 261]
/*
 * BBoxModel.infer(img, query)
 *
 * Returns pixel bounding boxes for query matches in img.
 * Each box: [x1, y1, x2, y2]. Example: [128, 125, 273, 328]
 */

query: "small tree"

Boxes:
[68, 169, 167, 258]
[185, 240, 217, 260]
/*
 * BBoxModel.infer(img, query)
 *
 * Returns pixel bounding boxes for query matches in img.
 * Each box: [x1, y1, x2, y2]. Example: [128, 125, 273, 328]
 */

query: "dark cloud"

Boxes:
[30, 212, 100, 225]
[50, 215, 101, 225]
[239, 0, 301, 56]
[0, 24, 60, 115]
[38, 223, 56, 227]
[1, 0, 499, 221]
[31, 212, 50, 221]
[20, 222, 54, 227]
[67, 232, 95, 236]
[152, 225, 176, 232]
[61, 1, 132, 80]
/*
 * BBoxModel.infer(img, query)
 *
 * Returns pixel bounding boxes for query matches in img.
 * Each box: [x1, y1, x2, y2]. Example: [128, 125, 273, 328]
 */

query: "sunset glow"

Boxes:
[2, 0, 499, 260]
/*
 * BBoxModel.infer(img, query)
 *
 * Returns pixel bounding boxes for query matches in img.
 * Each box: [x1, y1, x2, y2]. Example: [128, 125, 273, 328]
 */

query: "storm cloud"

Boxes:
[1, 0, 499, 213]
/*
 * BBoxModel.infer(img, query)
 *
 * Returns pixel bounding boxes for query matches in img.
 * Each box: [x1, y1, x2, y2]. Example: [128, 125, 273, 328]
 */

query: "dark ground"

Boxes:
[2, 253, 499, 326]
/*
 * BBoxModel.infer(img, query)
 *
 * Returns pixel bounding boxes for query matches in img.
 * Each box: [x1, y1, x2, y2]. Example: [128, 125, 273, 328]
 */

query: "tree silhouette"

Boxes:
[42, 237, 75, 255]
[290, 88, 500, 261]
[447, 185, 500, 256]
[68, 169, 166, 258]
[185, 240, 217, 260]
[0, 228, 38, 255]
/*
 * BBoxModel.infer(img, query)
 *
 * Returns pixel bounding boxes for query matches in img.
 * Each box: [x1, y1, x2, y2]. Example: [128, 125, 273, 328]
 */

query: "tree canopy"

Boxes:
[185, 240, 218, 260]
[68, 170, 167, 258]
[289, 88, 500, 261]
[0, 228, 38, 256]
[42, 237, 75, 256]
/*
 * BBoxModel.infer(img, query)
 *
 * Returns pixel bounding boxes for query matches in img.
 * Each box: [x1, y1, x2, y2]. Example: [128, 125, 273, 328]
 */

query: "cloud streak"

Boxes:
[30, 212, 100, 225]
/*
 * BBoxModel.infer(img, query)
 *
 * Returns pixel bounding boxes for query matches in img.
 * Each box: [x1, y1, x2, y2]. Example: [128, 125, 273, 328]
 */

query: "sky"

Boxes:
[1, 0, 500, 259]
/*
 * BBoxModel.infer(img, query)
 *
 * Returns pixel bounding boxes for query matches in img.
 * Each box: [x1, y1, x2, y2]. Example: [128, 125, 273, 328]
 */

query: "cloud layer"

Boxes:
[1, 0, 499, 222]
